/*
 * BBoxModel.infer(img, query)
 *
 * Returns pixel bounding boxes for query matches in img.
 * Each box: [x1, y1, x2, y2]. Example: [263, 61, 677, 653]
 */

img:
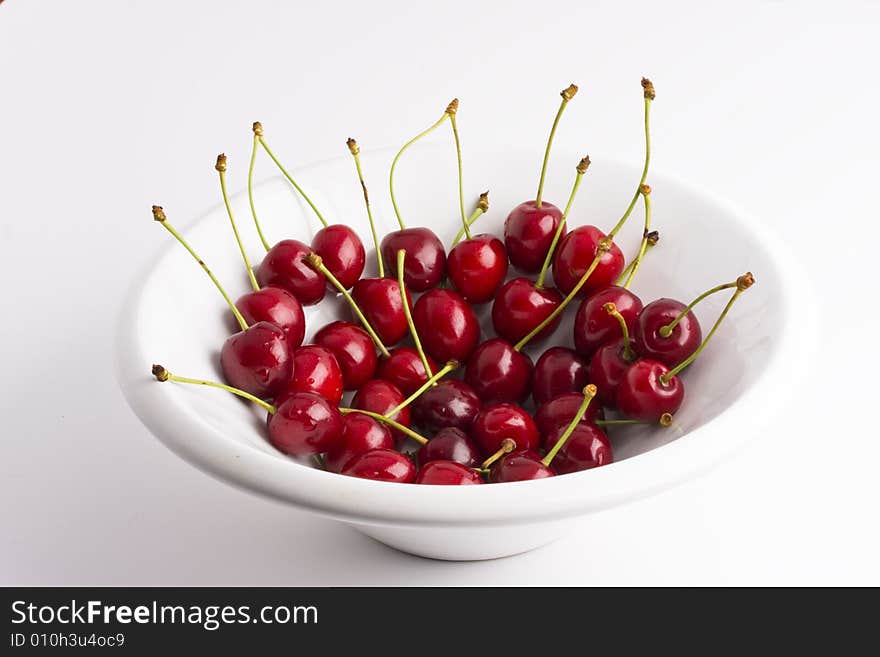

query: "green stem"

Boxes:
[451, 191, 489, 247]
[659, 280, 738, 338]
[616, 231, 658, 286]
[623, 187, 652, 289]
[480, 438, 516, 469]
[606, 95, 652, 240]
[542, 385, 596, 466]
[597, 413, 672, 427]
[248, 129, 271, 252]
[258, 135, 328, 228]
[536, 157, 589, 289]
[152, 365, 275, 414]
[386, 360, 458, 418]
[604, 302, 634, 361]
[396, 249, 433, 377]
[449, 113, 467, 231]
[339, 408, 428, 445]
[152, 206, 248, 331]
[536, 84, 578, 207]
[217, 156, 260, 292]
[347, 139, 384, 277]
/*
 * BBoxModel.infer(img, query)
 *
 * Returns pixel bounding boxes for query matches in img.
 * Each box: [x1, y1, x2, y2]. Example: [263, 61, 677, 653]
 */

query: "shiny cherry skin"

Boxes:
[256, 239, 326, 306]
[413, 288, 480, 363]
[447, 234, 508, 304]
[634, 298, 702, 368]
[415, 460, 483, 485]
[351, 379, 411, 444]
[380, 227, 446, 292]
[534, 392, 603, 436]
[411, 379, 482, 433]
[235, 287, 306, 349]
[616, 358, 684, 422]
[471, 403, 540, 456]
[491, 277, 563, 344]
[532, 347, 589, 406]
[324, 413, 394, 474]
[313, 321, 377, 391]
[552, 225, 625, 297]
[588, 339, 634, 407]
[489, 451, 554, 482]
[464, 338, 533, 405]
[311, 224, 365, 290]
[220, 321, 293, 398]
[351, 277, 411, 346]
[342, 448, 416, 483]
[376, 347, 438, 396]
[504, 200, 563, 272]
[546, 424, 612, 475]
[573, 286, 643, 358]
[277, 345, 343, 405]
[267, 392, 343, 456]
[416, 427, 482, 468]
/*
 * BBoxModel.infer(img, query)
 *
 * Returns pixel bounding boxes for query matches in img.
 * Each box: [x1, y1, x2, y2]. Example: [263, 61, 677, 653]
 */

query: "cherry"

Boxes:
[547, 424, 613, 475]
[471, 403, 540, 456]
[415, 460, 483, 485]
[376, 347, 438, 396]
[615, 358, 684, 422]
[534, 392, 603, 436]
[634, 298, 702, 368]
[280, 345, 344, 405]
[351, 277, 411, 346]
[256, 239, 326, 306]
[552, 225, 625, 297]
[447, 233, 508, 304]
[235, 287, 305, 349]
[342, 448, 416, 483]
[311, 224, 365, 290]
[351, 379, 411, 444]
[491, 277, 564, 344]
[416, 427, 482, 468]
[490, 452, 555, 482]
[587, 302, 637, 406]
[573, 286, 643, 359]
[411, 379, 482, 433]
[313, 321, 378, 390]
[380, 228, 447, 292]
[268, 391, 344, 456]
[504, 84, 578, 272]
[324, 413, 393, 474]
[532, 346, 589, 405]
[464, 338, 533, 405]
[412, 289, 481, 364]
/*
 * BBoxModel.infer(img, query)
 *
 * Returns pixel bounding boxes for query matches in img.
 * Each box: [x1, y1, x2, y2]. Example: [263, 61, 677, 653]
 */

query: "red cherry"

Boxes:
[546, 424, 612, 475]
[278, 345, 343, 405]
[413, 288, 481, 364]
[634, 298, 702, 368]
[490, 451, 555, 482]
[256, 239, 326, 306]
[350, 277, 411, 347]
[351, 379, 411, 444]
[464, 338, 533, 405]
[447, 234, 508, 303]
[504, 201, 563, 272]
[235, 287, 305, 349]
[220, 321, 293, 398]
[471, 403, 540, 456]
[491, 277, 563, 344]
[342, 448, 416, 483]
[313, 321, 378, 391]
[534, 392, 603, 436]
[411, 379, 482, 433]
[416, 427, 482, 468]
[376, 347, 438, 396]
[380, 228, 446, 292]
[267, 392, 343, 456]
[588, 340, 633, 407]
[532, 347, 589, 406]
[573, 286, 643, 358]
[324, 413, 393, 474]
[311, 224, 365, 290]
[616, 359, 684, 422]
[552, 226, 624, 297]
[415, 460, 483, 485]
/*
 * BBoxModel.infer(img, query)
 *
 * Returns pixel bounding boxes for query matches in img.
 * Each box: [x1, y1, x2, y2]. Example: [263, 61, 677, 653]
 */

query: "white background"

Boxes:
[2, 0, 878, 585]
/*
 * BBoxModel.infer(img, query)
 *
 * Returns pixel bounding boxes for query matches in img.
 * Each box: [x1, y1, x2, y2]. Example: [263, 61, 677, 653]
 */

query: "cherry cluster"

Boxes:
[151, 78, 755, 485]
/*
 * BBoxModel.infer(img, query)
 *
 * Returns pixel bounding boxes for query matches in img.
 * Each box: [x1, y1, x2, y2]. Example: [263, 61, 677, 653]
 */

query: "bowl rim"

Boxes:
[117, 153, 815, 529]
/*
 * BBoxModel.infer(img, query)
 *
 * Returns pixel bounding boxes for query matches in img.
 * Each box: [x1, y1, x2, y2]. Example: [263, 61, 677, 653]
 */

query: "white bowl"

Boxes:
[117, 142, 813, 560]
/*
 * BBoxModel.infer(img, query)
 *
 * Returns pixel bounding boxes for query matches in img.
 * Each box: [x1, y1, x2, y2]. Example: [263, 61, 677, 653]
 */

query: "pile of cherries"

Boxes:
[151, 78, 754, 485]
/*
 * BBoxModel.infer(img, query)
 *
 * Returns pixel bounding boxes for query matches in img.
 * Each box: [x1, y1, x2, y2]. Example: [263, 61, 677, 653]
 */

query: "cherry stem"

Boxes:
[597, 413, 672, 428]
[248, 123, 271, 252]
[396, 249, 433, 377]
[535, 84, 578, 207]
[660, 273, 754, 384]
[449, 109, 467, 231]
[257, 132, 328, 228]
[603, 302, 634, 361]
[347, 138, 384, 278]
[606, 79, 653, 240]
[536, 156, 590, 289]
[152, 206, 248, 331]
[622, 185, 652, 289]
[513, 240, 610, 351]
[389, 100, 456, 231]
[616, 230, 659, 286]
[658, 278, 738, 338]
[451, 191, 489, 248]
[480, 438, 516, 470]
[151, 364, 275, 414]
[305, 253, 390, 358]
[339, 408, 428, 445]
[216, 154, 260, 292]
[385, 360, 458, 418]
[542, 384, 597, 466]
